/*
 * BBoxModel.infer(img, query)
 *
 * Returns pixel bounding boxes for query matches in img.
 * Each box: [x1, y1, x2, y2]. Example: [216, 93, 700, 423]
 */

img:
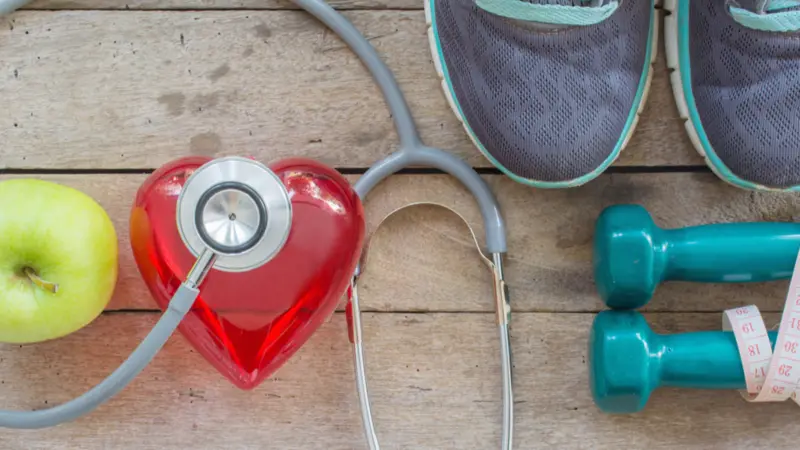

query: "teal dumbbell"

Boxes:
[589, 310, 779, 414]
[593, 204, 800, 309]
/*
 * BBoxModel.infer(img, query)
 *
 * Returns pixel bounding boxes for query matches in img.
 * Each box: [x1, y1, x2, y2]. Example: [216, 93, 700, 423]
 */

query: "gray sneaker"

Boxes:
[665, 0, 800, 191]
[426, 0, 657, 188]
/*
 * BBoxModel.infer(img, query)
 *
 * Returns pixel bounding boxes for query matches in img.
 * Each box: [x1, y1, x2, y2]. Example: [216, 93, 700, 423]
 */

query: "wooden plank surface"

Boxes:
[22, 0, 421, 9]
[0, 312, 794, 449]
[19, 0, 666, 10]
[3, 171, 796, 313]
[1, 3, 797, 450]
[0, 10, 698, 169]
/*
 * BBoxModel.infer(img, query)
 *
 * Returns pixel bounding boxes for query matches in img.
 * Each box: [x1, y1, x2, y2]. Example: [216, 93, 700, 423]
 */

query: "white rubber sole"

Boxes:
[663, 0, 783, 192]
[424, 1, 660, 187]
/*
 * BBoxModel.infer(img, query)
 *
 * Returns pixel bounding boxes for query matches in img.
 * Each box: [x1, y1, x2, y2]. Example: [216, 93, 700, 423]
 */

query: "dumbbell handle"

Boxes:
[654, 330, 778, 389]
[657, 223, 800, 283]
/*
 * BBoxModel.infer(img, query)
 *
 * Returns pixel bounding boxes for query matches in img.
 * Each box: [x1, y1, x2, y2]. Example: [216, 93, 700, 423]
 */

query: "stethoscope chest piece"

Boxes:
[177, 156, 293, 272]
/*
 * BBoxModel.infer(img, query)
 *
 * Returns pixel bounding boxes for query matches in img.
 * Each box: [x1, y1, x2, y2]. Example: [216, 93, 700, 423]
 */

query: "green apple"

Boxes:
[0, 178, 118, 344]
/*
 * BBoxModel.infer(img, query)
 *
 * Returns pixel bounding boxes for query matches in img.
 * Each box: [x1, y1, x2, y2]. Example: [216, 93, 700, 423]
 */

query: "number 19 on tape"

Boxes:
[725, 252, 800, 404]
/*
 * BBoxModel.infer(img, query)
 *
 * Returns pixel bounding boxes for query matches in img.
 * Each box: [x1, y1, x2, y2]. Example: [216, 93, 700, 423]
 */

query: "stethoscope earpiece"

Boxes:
[177, 156, 292, 273]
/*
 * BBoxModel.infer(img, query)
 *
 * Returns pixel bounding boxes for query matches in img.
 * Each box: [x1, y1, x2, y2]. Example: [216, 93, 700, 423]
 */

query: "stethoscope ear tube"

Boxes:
[347, 280, 379, 450]
[348, 203, 512, 450]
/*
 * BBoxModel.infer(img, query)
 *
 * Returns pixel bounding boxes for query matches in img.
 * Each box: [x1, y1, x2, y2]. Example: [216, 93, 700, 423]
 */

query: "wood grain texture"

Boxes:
[0, 10, 699, 170]
[23, 0, 420, 10]
[1, 5, 793, 450]
[0, 312, 793, 449]
[12, 0, 669, 11]
[3, 172, 797, 313]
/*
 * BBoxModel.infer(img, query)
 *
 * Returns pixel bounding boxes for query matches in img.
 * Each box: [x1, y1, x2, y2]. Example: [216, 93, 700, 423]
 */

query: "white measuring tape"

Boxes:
[724, 249, 800, 404]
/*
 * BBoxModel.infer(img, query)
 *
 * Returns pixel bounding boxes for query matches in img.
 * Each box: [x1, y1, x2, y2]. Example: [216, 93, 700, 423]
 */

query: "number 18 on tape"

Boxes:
[724, 250, 800, 404]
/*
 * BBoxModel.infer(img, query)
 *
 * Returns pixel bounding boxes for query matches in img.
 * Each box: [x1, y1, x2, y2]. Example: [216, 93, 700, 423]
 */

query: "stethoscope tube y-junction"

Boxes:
[294, 0, 513, 447]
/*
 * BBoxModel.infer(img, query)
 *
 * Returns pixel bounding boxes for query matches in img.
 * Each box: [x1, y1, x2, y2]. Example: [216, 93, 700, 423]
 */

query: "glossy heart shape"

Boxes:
[130, 156, 365, 389]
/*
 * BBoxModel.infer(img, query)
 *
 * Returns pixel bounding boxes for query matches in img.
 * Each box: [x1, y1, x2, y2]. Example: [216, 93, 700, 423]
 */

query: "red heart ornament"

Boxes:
[130, 156, 365, 389]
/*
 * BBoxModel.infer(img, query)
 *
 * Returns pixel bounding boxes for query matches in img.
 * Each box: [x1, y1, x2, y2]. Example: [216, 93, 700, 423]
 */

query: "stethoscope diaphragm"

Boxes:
[176, 156, 293, 273]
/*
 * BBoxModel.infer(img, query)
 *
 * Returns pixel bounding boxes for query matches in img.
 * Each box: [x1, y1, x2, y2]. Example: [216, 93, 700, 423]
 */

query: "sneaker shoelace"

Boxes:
[475, 0, 619, 26]
[729, 0, 800, 32]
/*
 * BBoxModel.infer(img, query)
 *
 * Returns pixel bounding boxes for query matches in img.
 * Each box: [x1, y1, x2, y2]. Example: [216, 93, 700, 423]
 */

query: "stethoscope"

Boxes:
[0, 0, 514, 447]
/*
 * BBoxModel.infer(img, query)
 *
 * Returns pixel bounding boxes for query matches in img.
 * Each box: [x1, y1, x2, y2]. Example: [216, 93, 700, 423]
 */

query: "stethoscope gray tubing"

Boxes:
[0, 0, 514, 446]
[0, 249, 215, 429]
[296, 0, 512, 447]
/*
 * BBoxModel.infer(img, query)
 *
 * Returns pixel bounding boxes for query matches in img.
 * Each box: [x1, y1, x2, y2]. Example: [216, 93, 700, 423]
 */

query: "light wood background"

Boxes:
[2, 2, 800, 449]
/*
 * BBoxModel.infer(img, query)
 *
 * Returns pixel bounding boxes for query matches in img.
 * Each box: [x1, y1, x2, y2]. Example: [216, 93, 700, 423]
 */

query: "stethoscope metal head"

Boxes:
[176, 156, 292, 273]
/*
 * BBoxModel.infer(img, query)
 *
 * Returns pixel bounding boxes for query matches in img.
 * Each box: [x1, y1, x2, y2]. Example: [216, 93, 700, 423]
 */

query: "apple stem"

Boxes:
[23, 267, 59, 294]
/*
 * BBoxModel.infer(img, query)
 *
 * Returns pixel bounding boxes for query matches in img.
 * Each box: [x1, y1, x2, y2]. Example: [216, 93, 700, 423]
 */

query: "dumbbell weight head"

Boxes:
[593, 205, 662, 310]
[589, 310, 657, 414]
[590, 310, 777, 414]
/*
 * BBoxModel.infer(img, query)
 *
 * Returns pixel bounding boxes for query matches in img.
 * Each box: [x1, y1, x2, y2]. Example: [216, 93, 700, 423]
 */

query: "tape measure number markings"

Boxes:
[724, 250, 800, 404]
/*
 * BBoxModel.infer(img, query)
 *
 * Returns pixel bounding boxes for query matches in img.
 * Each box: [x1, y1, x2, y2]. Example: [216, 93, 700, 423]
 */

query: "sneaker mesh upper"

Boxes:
[689, 0, 800, 188]
[433, 0, 652, 182]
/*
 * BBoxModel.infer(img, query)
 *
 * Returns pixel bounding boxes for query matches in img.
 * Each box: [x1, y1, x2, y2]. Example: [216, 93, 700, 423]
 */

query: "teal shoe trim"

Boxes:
[676, 0, 800, 191]
[770, 0, 800, 9]
[428, 0, 655, 189]
[729, 5, 800, 32]
[475, 0, 618, 26]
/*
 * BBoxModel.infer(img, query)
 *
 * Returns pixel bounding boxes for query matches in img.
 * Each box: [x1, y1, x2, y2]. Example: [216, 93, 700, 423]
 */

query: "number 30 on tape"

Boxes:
[725, 250, 800, 404]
